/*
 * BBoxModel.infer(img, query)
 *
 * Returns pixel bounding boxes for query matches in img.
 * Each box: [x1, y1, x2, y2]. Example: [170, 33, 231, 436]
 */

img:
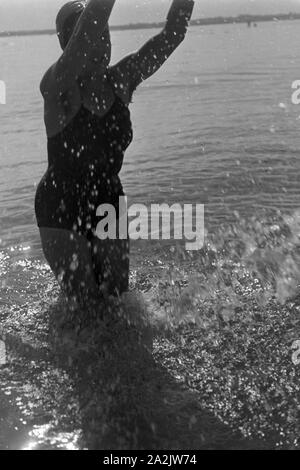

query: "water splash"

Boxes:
[140, 210, 300, 332]
[1, 209, 300, 449]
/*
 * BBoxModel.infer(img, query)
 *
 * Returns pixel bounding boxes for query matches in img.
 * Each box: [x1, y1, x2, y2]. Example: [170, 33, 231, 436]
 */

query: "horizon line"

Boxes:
[1, 12, 300, 37]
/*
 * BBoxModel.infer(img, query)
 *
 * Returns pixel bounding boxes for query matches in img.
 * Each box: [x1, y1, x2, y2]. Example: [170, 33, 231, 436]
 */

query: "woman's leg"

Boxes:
[90, 236, 154, 351]
[39, 228, 153, 349]
[39, 227, 101, 306]
[90, 237, 130, 298]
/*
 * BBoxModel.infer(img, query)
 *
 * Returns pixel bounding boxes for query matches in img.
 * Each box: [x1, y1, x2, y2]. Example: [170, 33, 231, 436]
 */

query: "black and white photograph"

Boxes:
[0, 0, 300, 452]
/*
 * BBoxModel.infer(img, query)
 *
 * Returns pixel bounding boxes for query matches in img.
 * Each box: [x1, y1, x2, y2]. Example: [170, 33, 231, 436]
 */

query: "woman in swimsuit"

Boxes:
[35, 0, 195, 308]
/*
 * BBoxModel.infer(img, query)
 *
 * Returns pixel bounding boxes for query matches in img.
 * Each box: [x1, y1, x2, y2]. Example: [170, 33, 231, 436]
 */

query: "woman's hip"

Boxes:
[34, 173, 125, 237]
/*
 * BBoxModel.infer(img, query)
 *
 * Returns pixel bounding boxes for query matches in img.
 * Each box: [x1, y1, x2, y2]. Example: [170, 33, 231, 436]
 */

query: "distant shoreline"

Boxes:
[1, 13, 300, 38]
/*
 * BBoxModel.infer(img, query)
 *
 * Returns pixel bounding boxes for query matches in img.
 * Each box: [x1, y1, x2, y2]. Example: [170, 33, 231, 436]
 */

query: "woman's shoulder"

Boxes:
[40, 63, 65, 99]
[39, 65, 53, 98]
[40, 61, 78, 100]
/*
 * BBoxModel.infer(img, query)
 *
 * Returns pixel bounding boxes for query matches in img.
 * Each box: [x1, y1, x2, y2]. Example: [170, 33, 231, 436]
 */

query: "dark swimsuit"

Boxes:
[35, 70, 133, 242]
[35, 0, 195, 242]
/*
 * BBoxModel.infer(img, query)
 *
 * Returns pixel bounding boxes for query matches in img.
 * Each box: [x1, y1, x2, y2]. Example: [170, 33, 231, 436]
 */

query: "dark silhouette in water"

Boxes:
[35, 0, 195, 309]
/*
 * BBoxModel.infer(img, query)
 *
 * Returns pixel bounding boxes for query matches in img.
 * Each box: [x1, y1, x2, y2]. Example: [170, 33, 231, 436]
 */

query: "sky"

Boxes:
[1, 0, 300, 31]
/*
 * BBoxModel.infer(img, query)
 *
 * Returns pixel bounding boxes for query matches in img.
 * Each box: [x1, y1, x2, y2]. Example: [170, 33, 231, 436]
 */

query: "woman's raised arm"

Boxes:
[48, 0, 116, 90]
[113, 0, 195, 97]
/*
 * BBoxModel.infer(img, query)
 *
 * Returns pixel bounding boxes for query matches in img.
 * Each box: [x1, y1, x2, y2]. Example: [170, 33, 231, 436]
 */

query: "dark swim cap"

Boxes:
[56, 1, 86, 49]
